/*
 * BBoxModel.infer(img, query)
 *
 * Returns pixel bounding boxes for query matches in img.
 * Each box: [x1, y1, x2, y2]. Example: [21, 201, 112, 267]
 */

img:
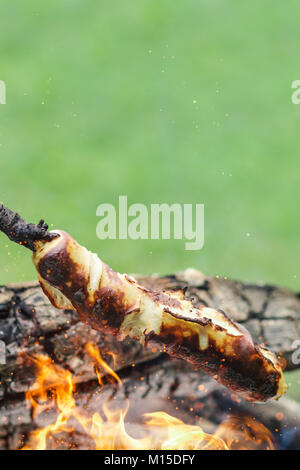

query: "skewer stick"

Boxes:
[0, 204, 58, 251]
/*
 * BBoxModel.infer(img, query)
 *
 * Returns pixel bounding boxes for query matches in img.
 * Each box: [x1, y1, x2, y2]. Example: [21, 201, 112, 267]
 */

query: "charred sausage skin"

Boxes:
[33, 231, 287, 403]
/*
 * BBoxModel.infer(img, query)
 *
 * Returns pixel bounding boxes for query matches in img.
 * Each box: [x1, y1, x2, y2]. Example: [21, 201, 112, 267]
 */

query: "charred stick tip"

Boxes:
[0, 203, 59, 251]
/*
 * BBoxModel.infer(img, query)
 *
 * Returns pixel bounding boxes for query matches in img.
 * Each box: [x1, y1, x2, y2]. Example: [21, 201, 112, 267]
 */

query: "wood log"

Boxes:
[0, 281, 158, 398]
[0, 270, 300, 449]
[1, 356, 300, 449]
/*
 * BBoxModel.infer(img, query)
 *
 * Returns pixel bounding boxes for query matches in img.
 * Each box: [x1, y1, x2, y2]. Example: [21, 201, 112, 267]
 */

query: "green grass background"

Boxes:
[0, 0, 299, 400]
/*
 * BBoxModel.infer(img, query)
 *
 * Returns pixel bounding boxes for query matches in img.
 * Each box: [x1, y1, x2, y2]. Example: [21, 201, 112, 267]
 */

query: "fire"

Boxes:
[20, 344, 274, 450]
[85, 343, 121, 387]
[214, 416, 274, 450]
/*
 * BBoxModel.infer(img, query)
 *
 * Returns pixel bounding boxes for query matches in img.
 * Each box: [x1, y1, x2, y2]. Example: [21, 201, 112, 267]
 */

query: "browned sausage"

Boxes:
[32, 230, 287, 403]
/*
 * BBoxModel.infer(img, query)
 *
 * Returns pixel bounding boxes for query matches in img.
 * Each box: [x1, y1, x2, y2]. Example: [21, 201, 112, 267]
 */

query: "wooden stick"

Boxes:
[0, 204, 58, 251]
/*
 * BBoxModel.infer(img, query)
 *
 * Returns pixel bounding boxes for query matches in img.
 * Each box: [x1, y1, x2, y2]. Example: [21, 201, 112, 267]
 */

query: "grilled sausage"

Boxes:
[32, 230, 287, 402]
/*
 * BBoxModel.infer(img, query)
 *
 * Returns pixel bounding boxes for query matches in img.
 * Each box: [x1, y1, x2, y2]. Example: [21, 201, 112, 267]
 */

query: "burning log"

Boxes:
[0, 205, 289, 402]
[1, 354, 299, 450]
[0, 282, 158, 397]
[0, 278, 299, 449]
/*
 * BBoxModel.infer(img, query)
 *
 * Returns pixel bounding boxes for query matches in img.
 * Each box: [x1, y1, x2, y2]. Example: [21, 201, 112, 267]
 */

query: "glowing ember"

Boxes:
[20, 344, 275, 450]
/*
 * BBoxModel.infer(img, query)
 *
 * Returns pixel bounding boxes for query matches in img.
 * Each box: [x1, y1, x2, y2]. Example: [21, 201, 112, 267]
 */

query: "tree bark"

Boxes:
[0, 269, 300, 449]
[1, 356, 300, 449]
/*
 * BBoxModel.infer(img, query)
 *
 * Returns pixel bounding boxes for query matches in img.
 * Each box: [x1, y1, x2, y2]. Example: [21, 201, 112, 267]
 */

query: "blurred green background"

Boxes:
[0, 0, 299, 399]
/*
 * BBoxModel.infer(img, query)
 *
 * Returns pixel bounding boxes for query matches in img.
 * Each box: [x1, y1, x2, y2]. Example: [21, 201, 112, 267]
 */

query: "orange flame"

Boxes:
[20, 344, 275, 450]
[214, 415, 275, 450]
[85, 343, 121, 387]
